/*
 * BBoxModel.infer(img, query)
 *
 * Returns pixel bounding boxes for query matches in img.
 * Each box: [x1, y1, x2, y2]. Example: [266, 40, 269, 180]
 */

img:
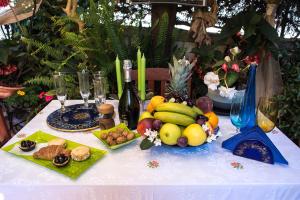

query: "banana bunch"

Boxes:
[154, 103, 202, 126]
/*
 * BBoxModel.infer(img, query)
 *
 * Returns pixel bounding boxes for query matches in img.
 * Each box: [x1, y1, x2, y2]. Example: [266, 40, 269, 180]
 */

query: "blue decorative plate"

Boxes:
[47, 104, 99, 132]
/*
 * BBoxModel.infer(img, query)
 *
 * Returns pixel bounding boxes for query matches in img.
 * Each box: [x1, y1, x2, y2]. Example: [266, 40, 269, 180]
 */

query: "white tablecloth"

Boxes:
[1, 100, 300, 200]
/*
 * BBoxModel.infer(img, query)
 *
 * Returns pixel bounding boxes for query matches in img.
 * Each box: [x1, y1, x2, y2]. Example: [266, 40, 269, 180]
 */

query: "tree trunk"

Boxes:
[151, 4, 177, 61]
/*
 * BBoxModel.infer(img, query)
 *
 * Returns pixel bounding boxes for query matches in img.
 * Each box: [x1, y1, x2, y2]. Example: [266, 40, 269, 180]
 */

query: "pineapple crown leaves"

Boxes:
[167, 56, 195, 96]
[169, 56, 194, 82]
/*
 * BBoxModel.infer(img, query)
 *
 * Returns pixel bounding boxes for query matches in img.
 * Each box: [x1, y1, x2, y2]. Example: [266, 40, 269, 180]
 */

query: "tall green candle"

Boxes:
[115, 55, 122, 99]
[141, 54, 146, 101]
[137, 48, 142, 93]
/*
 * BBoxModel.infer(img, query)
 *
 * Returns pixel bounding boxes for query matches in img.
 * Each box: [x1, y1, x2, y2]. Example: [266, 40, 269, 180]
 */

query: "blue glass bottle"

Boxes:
[241, 64, 257, 129]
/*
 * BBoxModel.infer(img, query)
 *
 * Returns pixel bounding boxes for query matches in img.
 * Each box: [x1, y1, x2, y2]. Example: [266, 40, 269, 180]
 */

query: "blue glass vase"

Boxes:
[241, 64, 257, 129]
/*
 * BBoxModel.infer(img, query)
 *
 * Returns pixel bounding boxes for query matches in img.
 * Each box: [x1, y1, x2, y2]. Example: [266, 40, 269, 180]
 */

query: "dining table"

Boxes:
[1, 100, 300, 200]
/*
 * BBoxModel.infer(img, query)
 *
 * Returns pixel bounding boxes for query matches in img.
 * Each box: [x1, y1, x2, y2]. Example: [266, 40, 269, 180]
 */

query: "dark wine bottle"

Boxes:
[118, 60, 140, 130]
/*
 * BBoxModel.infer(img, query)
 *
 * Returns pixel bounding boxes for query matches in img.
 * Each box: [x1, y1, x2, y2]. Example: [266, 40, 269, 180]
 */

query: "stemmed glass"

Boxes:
[93, 78, 106, 107]
[93, 71, 105, 80]
[256, 97, 278, 133]
[77, 70, 90, 108]
[230, 91, 250, 134]
[53, 72, 67, 112]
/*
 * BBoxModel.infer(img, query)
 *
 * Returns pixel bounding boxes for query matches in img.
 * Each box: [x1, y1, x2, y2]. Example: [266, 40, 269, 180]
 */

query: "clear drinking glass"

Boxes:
[93, 71, 104, 80]
[77, 70, 90, 108]
[93, 79, 106, 107]
[256, 97, 278, 133]
[94, 71, 108, 96]
[53, 72, 67, 112]
[230, 91, 250, 134]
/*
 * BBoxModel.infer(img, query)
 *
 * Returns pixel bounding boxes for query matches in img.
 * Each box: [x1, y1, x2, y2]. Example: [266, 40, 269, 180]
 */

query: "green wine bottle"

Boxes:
[118, 60, 140, 130]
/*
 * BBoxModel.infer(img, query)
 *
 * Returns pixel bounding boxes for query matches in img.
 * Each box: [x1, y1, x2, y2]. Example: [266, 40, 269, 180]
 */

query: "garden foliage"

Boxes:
[277, 41, 300, 140]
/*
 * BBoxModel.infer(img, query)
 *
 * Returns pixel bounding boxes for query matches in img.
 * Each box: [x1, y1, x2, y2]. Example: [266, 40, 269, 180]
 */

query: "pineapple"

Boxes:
[167, 56, 195, 105]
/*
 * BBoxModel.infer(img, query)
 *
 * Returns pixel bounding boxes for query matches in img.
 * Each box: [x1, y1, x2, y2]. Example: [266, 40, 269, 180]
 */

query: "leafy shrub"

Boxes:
[277, 41, 300, 140]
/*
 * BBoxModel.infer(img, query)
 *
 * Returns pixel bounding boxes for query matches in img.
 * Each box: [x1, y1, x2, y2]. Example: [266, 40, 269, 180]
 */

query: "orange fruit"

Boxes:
[146, 103, 155, 113]
[204, 112, 219, 129]
[150, 96, 165, 109]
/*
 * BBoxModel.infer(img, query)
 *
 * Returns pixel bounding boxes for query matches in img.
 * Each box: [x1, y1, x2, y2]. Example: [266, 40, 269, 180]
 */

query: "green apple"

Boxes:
[159, 123, 181, 145]
[139, 111, 154, 122]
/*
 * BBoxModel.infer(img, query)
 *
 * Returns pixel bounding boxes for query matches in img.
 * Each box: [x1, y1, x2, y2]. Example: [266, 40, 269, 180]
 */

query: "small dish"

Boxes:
[19, 140, 36, 152]
[53, 154, 70, 167]
[93, 123, 140, 150]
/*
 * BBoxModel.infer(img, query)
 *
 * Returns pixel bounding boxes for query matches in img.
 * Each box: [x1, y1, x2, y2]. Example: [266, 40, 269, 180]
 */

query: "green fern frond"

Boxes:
[51, 16, 75, 27]
[101, 0, 128, 60]
[25, 76, 53, 87]
[40, 60, 62, 70]
[153, 12, 169, 66]
[21, 37, 63, 60]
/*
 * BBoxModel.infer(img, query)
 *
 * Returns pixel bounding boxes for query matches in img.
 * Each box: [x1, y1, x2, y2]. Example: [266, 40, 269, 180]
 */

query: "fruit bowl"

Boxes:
[139, 96, 221, 150]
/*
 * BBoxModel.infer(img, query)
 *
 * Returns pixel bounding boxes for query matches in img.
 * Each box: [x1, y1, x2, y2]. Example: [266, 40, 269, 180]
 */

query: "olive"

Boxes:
[53, 154, 70, 167]
[21, 140, 34, 147]
[55, 154, 68, 164]
[20, 140, 36, 152]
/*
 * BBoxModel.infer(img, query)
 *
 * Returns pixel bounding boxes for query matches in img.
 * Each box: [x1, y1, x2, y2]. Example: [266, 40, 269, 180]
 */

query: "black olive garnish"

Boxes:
[53, 154, 70, 167]
[19, 140, 36, 152]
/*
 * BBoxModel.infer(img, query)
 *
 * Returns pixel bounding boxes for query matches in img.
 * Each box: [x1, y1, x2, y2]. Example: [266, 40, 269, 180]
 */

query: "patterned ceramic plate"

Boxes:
[47, 104, 99, 132]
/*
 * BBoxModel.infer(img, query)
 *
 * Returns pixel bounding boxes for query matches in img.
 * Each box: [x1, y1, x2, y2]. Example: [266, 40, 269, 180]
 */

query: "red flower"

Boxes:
[221, 63, 228, 72]
[232, 63, 240, 72]
[243, 55, 260, 65]
[0, 0, 9, 7]
[0, 64, 17, 76]
[45, 95, 54, 102]
[38, 92, 46, 99]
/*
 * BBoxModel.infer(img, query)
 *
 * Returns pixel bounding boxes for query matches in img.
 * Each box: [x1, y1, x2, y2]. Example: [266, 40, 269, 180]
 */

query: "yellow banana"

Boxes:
[154, 112, 195, 126]
[155, 103, 197, 119]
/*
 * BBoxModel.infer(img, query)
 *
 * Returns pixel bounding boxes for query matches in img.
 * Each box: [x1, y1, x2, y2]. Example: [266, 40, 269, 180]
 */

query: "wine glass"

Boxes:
[93, 78, 106, 108]
[93, 71, 108, 95]
[77, 70, 90, 108]
[230, 91, 249, 134]
[256, 97, 278, 133]
[93, 71, 104, 80]
[53, 72, 67, 112]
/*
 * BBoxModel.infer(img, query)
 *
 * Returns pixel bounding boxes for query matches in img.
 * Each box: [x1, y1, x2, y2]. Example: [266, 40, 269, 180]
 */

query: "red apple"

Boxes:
[196, 96, 213, 114]
[137, 118, 154, 135]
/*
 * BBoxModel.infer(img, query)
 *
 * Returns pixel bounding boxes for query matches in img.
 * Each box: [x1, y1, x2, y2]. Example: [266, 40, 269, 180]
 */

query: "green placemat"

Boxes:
[93, 123, 140, 150]
[1, 131, 107, 179]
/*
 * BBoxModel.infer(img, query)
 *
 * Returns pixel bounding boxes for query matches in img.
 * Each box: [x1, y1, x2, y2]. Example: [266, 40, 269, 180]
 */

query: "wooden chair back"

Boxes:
[131, 68, 170, 96]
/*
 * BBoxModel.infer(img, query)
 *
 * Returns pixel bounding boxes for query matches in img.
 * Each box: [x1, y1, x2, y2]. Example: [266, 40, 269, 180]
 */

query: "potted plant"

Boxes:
[203, 46, 257, 110]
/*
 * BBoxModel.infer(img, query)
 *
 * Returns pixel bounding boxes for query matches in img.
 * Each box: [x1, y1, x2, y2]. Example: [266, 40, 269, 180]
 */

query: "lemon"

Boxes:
[183, 124, 207, 146]
[139, 112, 154, 122]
